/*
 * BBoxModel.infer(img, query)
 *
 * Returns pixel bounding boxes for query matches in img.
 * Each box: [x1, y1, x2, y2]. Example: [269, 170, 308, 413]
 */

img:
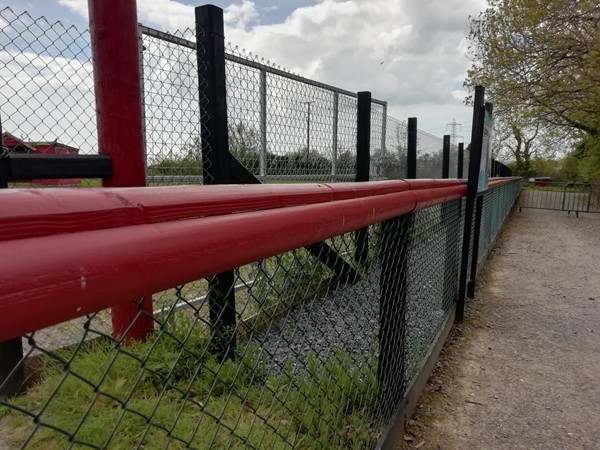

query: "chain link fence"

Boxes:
[0, 6, 517, 448]
[0, 7, 456, 189]
[0, 8, 98, 187]
[0, 180, 521, 449]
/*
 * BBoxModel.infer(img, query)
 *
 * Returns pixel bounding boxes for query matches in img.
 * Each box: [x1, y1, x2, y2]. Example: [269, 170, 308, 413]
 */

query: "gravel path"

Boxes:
[403, 208, 600, 450]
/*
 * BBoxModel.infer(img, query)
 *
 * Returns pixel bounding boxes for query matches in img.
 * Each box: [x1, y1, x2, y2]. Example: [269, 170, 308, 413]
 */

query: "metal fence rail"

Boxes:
[518, 181, 600, 216]
[0, 178, 520, 449]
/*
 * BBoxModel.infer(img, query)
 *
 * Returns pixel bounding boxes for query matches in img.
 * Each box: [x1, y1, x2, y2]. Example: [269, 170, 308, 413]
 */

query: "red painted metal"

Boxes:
[406, 179, 465, 190]
[0, 184, 467, 342]
[0, 180, 468, 242]
[487, 177, 519, 189]
[0, 181, 407, 241]
[88, 0, 152, 340]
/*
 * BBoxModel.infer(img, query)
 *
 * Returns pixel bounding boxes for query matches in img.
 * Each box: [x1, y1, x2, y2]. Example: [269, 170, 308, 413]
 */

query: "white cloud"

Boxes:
[57, 0, 88, 17]
[56, 0, 486, 133]
[219, 0, 486, 131]
[224, 0, 259, 31]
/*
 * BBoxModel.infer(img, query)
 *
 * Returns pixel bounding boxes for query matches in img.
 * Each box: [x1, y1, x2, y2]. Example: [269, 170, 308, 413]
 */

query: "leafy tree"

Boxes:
[336, 150, 356, 175]
[466, 0, 600, 133]
[229, 121, 261, 172]
[147, 137, 202, 177]
[465, 0, 600, 180]
[288, 147, 332, 173]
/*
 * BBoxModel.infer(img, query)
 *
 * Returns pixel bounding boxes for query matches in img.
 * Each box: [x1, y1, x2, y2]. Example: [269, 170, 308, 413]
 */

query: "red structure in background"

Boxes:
[2, 132, 81, 185]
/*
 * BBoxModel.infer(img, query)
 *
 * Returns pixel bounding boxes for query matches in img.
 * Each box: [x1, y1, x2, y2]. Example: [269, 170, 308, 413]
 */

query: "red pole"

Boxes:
[88, 0, 153, 341]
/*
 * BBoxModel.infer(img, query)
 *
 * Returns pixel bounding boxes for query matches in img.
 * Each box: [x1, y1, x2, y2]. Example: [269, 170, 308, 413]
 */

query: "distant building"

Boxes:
[2, 132, 80, 185]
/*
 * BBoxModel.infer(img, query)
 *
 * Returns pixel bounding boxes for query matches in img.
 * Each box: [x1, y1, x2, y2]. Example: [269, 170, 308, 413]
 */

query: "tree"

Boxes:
[491, 119, 569, 177]
[465, 0, 600, 179]
[466, 0, 600, 132]
[148, 136, 202, 178]
[228, 121, 261, 172]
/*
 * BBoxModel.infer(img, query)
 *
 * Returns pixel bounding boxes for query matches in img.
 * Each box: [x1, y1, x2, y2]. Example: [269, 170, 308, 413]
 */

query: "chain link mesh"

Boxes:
[415, 129, 444, 178]
[0, 6, 519, 449]
[141, 26, 204, 186]
[0, 8, 454, 189]
[0, 8, 98, 188]
[0, 182, 521, 448]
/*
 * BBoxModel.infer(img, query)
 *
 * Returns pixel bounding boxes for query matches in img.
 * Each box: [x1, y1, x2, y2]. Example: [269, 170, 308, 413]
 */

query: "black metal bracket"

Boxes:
[4, 153, 112, 181]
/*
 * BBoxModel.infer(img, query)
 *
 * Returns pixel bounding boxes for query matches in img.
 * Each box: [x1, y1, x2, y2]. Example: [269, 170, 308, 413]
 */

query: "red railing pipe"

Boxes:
[488, 177, 520, 189]
[0, 184, 467, 342]
[88, 0, 152, 340]
[0, 180, 467, 242]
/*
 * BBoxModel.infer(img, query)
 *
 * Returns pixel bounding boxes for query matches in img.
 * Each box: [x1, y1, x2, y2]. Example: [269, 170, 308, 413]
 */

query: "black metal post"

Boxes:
[457, 142, 464, 179]
[0, 114, 24, 400]
[442, 133, 459, 308]
[306, 101, 311, 153]
[378, 214, 409, 418]
[457, 86, 486, 321]
[442, 135, 450, 179]
[355, 91, 371, 266]
[196, 5, 236, 360]
[407, 117, 417, 179]
[468, 195, 484, 298]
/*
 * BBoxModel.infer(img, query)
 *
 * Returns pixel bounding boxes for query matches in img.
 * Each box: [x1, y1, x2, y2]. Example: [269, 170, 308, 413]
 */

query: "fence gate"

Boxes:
[518, 181, 600, 216]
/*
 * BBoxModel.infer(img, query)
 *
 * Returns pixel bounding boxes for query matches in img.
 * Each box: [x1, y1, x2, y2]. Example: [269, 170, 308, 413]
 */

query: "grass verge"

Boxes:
[1, 316, 379, 449]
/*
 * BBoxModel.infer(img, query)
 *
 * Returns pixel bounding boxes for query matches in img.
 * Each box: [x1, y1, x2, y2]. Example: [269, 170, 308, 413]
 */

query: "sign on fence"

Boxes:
[478, 104, 493, 193]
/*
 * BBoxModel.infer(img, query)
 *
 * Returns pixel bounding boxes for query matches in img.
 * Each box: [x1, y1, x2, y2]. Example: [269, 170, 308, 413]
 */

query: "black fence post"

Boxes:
[468, 196, 484, 298]
[376, 116, 419, 418]
[457, 142, 464, 179]
[441, 134, 459, 307]
[378, 214, 410, 418]
[354, 91, 371, 266]
[196, 5, 236, 361]
[442, 135, 450, 179]
[0, 114, 25, 400]
[457, 86, 486, 321]
[407, 117, 417, 179]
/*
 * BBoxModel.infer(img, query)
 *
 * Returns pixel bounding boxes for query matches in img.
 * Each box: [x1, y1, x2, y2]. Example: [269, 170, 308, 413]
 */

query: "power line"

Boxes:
[446, 118, 464, 147]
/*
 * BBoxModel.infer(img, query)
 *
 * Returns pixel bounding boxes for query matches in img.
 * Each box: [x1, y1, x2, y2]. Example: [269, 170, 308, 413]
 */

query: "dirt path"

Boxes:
[402, 208, 600, 450]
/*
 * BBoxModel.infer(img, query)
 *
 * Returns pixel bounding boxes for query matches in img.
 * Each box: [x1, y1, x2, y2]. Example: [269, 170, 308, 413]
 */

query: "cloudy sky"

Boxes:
[2, 0, 486, 139]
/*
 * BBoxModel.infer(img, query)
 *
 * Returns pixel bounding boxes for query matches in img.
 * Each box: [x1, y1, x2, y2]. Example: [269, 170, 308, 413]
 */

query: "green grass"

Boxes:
[1, 316, 379, 449]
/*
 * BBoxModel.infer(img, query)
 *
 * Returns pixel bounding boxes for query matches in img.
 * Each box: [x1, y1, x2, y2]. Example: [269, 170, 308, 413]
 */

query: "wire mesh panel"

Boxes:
[416, 129, 444, 178]
[0, 200, 468, 449]
[404, 200, 462, 383]
[141, 26, 203, 186]
[0, 180, 523, 448]
[383, 116, 408, 179]
[0, 7, 98, 187]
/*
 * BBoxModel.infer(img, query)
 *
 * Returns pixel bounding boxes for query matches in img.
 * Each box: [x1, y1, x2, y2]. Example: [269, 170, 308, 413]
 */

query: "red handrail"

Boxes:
[0, 182, 471, 341]
[0, 179, 465, 242]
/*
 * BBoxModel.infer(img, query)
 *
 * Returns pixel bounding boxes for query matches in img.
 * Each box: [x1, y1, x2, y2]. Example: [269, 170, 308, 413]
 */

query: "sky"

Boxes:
[0, 0, 487, 140]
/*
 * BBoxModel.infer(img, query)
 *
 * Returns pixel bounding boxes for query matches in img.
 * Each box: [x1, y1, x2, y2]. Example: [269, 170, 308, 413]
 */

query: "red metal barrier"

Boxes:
[488, 177, 520, 189]
[0, 182, 468, 342]
[0, 179, 467, 242]
[89, 0, 152, 340]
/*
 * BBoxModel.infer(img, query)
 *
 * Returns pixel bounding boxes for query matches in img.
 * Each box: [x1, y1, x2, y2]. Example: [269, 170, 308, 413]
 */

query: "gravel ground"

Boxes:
[253, 268, 381, 374]
[254, 207, 455, 387]
[403, 208, 600, 450]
